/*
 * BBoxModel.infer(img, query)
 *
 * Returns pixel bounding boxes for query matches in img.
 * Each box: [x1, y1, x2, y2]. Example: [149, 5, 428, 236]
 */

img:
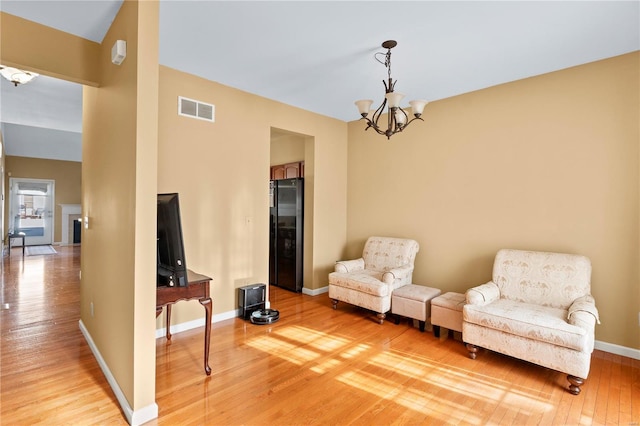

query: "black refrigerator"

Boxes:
[269, 178, 303, 292]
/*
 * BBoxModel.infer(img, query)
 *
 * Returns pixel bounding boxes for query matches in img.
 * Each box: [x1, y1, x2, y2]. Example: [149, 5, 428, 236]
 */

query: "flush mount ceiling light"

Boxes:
[0, 65, 39, 87]
[355, 40, 428, 139]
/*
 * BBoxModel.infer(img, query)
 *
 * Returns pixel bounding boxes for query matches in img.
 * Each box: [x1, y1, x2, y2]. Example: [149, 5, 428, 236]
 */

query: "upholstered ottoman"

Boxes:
[392, 285, 441, 332]
[431, 292, 466, 338]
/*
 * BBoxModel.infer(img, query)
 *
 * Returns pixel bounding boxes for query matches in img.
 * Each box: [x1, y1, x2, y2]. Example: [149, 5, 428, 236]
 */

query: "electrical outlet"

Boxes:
[90, 302, 94, 317]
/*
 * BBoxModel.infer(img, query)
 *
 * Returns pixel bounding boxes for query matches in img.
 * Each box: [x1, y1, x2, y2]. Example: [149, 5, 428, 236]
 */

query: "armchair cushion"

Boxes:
[464, 299, 590, 352]
[329, 270, 391, 297]
[363, 237, 419, 272]
[492, 249, 591, 309]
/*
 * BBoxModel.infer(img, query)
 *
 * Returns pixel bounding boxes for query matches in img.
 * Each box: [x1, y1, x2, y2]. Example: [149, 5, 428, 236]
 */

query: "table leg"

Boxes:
[199, 297, 212, 375]
[165, 304, 172, 341]
[22, 237, 25, 257]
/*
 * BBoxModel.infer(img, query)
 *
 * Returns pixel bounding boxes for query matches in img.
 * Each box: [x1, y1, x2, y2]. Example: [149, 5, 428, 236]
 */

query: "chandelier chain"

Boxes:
[374, 50, 393, 84]
[386, 50, 392, 83]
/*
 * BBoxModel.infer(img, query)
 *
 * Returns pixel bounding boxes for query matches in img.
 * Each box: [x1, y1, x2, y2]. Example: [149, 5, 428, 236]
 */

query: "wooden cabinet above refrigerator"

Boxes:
[271, 161, 304, 180]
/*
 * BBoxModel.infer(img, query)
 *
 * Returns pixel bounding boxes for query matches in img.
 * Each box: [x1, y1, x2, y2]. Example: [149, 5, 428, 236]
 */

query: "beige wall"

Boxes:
[4, 156, 81, 243]
[4, 1, 159, 416]
[270, 130, 305, 165]
[156, 65, 347, 326]
[81, 0, 158, 413]
[0, 12, 100, 86]
[347, 52, 639, 349]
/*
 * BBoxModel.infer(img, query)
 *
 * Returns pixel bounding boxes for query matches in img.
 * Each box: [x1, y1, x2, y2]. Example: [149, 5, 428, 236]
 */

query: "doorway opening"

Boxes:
[9, 177, 55, 246]
[269, 128, 315, 294]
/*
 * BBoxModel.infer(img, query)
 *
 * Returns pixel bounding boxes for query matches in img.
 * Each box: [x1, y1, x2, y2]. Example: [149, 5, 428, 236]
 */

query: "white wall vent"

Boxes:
[178, 96, 215, 122]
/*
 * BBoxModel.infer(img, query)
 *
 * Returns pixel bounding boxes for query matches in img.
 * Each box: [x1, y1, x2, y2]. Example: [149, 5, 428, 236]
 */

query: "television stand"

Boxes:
[156, 269, 213, 375]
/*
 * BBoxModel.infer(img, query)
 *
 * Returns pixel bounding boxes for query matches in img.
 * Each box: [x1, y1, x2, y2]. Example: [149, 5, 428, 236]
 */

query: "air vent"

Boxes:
[178, 96, 215, 122]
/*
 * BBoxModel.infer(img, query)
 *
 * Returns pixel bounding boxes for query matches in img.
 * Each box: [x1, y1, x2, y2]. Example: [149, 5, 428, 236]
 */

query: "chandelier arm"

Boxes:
[370, 97, 387, 130]
[383, 78, 390, 93]
[360, 117, 373, 130]
[401, 116, 424, 130]
[360, 116, 388, 136]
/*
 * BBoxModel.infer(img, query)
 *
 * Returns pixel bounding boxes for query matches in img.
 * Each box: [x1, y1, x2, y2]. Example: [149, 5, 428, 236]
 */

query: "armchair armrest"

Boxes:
[335, 258, 365, 273]
[466, 281, 500, 305]
[568, 294, 600, 327]
[382, 264, 414, 285]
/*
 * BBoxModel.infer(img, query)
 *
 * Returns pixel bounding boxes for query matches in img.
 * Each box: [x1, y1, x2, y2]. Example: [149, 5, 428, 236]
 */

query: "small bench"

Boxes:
[431, 292, 466, 338]
[391, 284, 441, 332]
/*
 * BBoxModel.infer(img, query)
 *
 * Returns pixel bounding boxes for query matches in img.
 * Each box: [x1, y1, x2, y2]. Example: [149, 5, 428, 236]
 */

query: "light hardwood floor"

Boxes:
[1, 246, 638, 425]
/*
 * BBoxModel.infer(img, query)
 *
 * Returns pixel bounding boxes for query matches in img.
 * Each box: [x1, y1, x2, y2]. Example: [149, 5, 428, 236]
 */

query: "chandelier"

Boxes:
[0, 65, 39, 87]
[355, 40, 427, 139]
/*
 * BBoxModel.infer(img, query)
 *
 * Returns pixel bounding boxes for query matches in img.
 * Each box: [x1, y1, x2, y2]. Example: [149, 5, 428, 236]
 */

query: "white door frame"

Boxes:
[9, 177, 55, 246]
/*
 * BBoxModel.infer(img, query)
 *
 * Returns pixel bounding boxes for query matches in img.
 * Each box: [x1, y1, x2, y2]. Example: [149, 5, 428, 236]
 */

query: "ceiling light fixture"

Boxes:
[355, 40, 428, 139]
[0, 65, 39, 87]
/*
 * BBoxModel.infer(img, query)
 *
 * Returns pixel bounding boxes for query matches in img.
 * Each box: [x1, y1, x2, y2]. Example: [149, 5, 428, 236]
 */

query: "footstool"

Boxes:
[431, 292, 466, 338]
[391, 285, 441, 332]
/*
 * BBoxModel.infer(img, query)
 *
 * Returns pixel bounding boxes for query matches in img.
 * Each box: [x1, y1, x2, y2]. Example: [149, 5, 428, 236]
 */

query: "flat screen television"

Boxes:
[157, 193, 188, 287]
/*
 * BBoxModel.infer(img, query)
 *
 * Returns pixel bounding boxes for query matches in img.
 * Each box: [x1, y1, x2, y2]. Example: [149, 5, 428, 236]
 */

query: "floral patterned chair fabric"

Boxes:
[463, 249, 600, 395]
[328, 236, 419, 324]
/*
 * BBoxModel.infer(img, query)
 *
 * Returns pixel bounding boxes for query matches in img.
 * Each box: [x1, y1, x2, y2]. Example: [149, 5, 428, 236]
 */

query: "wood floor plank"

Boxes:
[606, 353, 622, 424]
[593, 351, 613, 424]
[633, 358, 640, 423]
[619, 356, 633, 425]
[2, 246, 638, 425]
[580, 349, 604, 423]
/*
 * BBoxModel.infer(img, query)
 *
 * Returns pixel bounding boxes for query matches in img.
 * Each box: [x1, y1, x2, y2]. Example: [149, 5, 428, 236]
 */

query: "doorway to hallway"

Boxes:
[8, 178, 55, 246]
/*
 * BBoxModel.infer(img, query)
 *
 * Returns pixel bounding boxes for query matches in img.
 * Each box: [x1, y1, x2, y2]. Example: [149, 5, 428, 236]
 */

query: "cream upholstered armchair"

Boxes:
[328, 236, 419, 324]
[463, 249, 600, 395]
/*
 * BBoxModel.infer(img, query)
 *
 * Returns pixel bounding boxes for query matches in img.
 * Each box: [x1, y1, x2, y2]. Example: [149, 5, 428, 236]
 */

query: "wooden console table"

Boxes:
[156, 270, 212, 375]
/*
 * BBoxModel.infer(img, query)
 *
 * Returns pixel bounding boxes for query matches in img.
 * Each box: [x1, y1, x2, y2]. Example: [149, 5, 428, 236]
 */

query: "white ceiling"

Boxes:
[1, 1, 639, 161]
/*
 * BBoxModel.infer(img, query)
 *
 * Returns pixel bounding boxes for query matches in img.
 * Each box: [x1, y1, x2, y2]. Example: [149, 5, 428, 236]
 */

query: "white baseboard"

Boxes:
[302, 285, 328, 296]
[79, 320, 158, 426]
[595, 340, 640, 360]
